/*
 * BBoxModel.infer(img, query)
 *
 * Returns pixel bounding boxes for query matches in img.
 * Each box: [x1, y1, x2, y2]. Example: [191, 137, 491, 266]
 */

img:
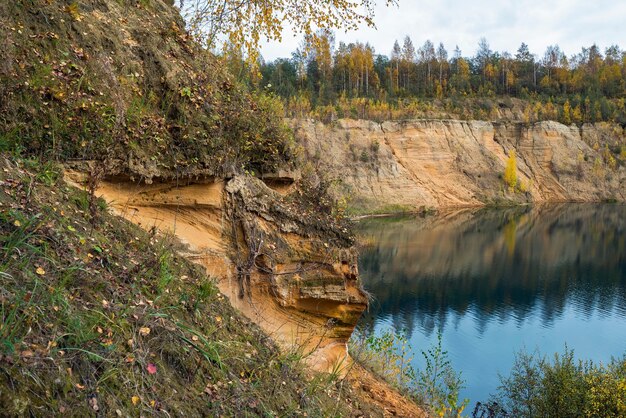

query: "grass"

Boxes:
[0, 155, 385, 416]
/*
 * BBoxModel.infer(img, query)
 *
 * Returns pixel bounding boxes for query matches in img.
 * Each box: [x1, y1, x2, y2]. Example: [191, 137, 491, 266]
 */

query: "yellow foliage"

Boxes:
[519, 179, 530, 193]
[562, 100, 572, 125]
[503, 150, 517, 191]
[572, 104, 583, 123]
[604, 145, 617, 170]
[183, 0, 395, 64]
[66, 3, 82, 22]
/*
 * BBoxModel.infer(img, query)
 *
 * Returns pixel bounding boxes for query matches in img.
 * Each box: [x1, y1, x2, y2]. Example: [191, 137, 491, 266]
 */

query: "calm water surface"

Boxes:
[356, 204, 626, 406]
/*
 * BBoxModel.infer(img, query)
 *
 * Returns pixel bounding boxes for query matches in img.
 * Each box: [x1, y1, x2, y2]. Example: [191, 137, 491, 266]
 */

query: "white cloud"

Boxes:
[259, 0, 626, 61]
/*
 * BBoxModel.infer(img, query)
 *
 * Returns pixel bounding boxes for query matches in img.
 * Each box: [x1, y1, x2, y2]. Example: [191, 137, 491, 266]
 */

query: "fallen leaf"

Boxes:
[139, 327, 151, 336]
[36, 267, 46, 275]
[146, 363, 157, 374]
[131, 395, 140, 406]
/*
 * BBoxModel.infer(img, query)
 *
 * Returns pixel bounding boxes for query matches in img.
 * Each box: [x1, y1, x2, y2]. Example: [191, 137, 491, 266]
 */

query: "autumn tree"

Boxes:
[259, 33, 626, 124]
[562, 100, 572, 125]
[332, 42, 377, 97]
[303, 30, 335, 103]
[504, 150, 517, 191]
[450, 57, 471, 94]
[180, 0, 398, 61]
[401, 36, 416, 91]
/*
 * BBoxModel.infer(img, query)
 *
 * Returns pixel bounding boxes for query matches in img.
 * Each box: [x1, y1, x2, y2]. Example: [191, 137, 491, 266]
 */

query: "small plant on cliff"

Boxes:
[353, 329, 416, 389]
[503, 150, 518, 191]
[351, 329, 467, 417]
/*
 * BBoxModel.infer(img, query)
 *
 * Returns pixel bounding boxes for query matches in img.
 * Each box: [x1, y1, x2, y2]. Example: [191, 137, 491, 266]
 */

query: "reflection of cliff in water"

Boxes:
[356, 204, 626, 337]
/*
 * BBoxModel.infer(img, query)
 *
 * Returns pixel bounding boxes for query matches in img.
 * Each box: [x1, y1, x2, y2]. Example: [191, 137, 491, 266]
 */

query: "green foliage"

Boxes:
[495, 348, 626, 418]
[417, 333, 468, 417]
[351, 329, 467, 417]
[356, 329, 416, 389]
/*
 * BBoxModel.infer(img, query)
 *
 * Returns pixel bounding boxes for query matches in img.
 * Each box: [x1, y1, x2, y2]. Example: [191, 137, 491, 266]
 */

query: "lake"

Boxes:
[355, 204, 626, 407]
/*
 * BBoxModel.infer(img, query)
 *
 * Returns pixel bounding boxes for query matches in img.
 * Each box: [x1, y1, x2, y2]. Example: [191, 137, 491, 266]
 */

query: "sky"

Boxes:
[259, 0, 626, 61]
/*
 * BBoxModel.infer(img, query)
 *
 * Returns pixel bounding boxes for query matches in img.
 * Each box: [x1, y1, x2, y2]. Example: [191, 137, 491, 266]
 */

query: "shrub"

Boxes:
[493, 349, 626, 418]
[503, 150, 517, 191]
[351, 329, 467, 417]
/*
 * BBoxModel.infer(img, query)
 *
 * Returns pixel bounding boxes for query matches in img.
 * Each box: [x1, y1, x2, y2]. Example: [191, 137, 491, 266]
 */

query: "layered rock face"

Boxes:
[294, 119, 625, 211]
[68, 172, 367, 370]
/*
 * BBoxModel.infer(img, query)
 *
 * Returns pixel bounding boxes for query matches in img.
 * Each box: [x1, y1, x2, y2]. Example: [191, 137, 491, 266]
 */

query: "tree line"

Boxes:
[255, 34, 626, 123]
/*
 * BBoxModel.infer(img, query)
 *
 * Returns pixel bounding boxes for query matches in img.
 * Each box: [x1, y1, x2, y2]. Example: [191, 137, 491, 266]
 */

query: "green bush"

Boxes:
[493, 348, 626, 418]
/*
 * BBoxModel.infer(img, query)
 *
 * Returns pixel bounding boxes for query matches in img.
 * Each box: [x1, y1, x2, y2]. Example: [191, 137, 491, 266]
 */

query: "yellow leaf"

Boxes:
[36, 267, 46, 276]
[131, 396, 140, 406]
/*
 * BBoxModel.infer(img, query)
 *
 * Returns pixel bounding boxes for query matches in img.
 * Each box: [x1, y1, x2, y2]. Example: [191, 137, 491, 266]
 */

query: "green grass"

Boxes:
[0, 155, 381, 416]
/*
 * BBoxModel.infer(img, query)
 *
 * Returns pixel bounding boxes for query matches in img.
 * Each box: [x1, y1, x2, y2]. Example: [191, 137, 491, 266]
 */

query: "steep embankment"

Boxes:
[0, 158, 361, 416]
[294, 119, 626, 213]
[66, 170, 367, 371]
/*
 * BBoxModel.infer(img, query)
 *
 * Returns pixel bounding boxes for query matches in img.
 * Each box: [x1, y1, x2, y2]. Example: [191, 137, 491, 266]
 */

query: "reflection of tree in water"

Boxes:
[356, 204, 626, 336]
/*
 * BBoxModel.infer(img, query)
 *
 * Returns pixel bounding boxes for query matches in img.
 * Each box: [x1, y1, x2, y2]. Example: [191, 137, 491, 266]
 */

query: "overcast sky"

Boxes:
[259, 0, 626, 61]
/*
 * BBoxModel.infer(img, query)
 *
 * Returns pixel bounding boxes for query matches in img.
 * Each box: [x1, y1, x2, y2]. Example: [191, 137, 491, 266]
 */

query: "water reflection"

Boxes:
[356, 204, 626, 403]
[357, 204, 626, 338]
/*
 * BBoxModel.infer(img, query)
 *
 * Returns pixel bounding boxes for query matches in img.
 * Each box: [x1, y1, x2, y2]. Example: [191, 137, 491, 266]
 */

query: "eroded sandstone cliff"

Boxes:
[66, 171, 367, 371]
[294, 119, 626, 212]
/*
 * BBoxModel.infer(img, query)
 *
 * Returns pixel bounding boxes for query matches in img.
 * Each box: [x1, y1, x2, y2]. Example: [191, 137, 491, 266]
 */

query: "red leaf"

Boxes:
[146, 363, 157, 375]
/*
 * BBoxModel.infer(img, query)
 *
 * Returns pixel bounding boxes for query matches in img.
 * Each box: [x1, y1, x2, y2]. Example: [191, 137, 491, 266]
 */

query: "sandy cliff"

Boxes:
[294, 119, 626, 212]
[65, 171, 368, 371]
